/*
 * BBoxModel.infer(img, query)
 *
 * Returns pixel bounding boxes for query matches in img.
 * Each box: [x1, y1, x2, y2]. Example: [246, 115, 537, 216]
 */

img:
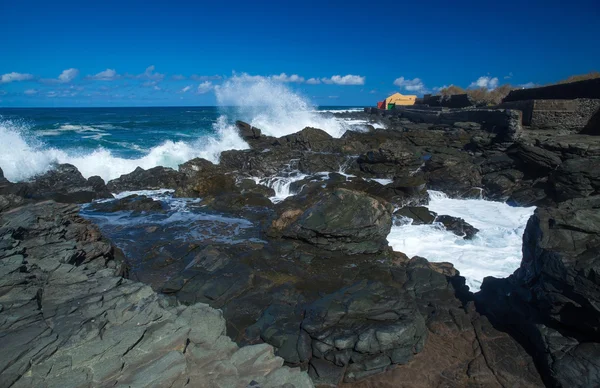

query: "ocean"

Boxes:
[0, 105, 367, 183]
[0, 79, 370, 182]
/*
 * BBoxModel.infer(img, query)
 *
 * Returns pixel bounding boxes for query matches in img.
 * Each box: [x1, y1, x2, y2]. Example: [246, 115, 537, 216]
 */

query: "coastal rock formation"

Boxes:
[87, 193, 165, 213]
[476, 200, 600, 388]
[0, 202, 312, 388]
[0, 164, 113, 205]
[279, 189, 393, 254]
[107, 166, 182, 192]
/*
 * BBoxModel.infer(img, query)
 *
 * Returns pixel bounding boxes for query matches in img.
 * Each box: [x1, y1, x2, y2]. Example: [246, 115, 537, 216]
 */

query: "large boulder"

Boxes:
[303, 281, 428, 384]
[550, 157, 600, 202]
[278, 189, 393, 254]
[5, 164, 113, 203]
[107, 166, 182, 192]
[87, 194, 165, 213]
[236, 120, 262, 140]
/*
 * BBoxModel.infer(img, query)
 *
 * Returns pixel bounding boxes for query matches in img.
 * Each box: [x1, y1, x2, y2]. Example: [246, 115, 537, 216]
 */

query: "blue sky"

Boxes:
[1, 0, 598, 107]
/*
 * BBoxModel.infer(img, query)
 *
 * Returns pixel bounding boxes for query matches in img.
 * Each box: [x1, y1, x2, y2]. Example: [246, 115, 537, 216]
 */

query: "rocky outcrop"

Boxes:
[0, 201, 312, 388]
[476, 199, 600, 387]
[435, 215, 479, 240]
[107, 166, 182, 192]
[87, 194, 165, 213]
[277, 189, 393, 254]
[236, 120, 262, 139]
[1, 164, 112, 204]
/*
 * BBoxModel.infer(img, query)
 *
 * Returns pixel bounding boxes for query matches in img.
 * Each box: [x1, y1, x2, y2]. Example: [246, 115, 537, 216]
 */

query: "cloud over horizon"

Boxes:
[87, 69, 119, 81]
[393, 77, 427, 94]
[321, 75, 365, 85]
[469, 76, 499, 90]
[1, 72, 35, 83]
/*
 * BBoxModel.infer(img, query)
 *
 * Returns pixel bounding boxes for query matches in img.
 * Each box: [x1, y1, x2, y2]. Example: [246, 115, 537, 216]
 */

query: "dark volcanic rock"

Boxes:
[436, 215, 479, 239]
[8, 164, 113, 203]
[175, 173, 237, 198]
[107, 166, 182, 192]
[303, 281, 427, 383]
[394, 206, 436, 225]
[283, 127, 334, 151]
[0, 202, 311, 388]
[0, 167, 7, 185]
[477, 202, 600, 388]
[550, 157, 600, 202]
[87, 194, 165, 213]
[239, 178, 276, 197]
[424, 154, 482, 197]
[236, 120, 262, 139]
[278, 188, 393, 254]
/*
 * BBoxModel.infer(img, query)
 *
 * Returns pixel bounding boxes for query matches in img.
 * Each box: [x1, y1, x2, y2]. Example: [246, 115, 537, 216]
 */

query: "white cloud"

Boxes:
[172, 74, 186, 80]
[469, 76, 499, 90]
[180, 85, 192, 93]
[197, 81, 213, 94]
[270, 73, 305, 83]
[1, 72, 34, 83]
[88, 69, 118, 81]
[131, 65, 164, 81]
[328, 95, 339, 99]
[58, 68, 79, 83]
[143, 65, 164, 80]
[504, 72, 513, 80]
[393, 77, 427, 94]
[306, 78, 321, 85]
[369, 90, 377, 94]
[24, 89, 38, 95]
[322, 74, 365, 85]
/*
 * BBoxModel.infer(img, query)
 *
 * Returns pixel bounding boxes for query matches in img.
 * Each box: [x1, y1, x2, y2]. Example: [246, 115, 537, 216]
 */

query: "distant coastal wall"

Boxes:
[503, 78, 600, 102]
[498, 98, 600, 130]
[365, 106, 522, 140]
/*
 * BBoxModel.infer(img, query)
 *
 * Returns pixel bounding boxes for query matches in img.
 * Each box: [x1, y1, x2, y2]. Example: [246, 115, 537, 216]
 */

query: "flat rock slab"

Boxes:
[0, 201, 312, 388]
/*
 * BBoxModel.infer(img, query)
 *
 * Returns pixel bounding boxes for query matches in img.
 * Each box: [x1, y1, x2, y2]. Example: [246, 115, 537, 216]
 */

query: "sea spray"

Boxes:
[215, 77, 354, 138]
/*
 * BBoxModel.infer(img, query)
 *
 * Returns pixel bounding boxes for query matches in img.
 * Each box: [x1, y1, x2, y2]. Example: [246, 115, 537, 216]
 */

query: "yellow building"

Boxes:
[385, 92, 417, 108]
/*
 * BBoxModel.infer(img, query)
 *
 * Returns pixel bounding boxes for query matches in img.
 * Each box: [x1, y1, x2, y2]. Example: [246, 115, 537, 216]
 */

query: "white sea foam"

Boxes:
[387, 191, 535, 291]
[0, 116, 249, 182]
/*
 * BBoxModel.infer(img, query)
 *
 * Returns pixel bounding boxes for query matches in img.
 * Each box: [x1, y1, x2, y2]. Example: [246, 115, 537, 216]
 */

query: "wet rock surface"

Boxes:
[1, 164, 113, 205]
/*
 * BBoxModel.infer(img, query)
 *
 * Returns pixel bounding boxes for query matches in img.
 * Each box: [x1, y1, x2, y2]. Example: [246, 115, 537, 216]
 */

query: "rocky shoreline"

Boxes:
[1, 82, 599, 387]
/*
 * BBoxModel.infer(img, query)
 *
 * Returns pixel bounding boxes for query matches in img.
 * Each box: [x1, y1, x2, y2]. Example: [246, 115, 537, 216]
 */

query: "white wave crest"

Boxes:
[387, 191, 536, 291]
[216, 77, 354, 138]
[0, 116, 248, 182]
